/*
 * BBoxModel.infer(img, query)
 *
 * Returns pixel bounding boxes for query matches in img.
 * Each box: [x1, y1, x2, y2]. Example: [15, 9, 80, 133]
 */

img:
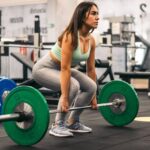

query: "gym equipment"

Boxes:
[114, 72, 150, 94]
[75, 59, 114, 96]
[99, 80, 139, 126]
[0, 78, 16, 114]
[2, 86, 49, 146]
[0, 80, 139, 146]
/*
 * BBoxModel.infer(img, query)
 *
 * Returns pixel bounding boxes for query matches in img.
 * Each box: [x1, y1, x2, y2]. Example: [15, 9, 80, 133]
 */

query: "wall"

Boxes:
[0, 0, 150, 42]
[0, 0, 47, 7]
[47, 0, 150, 42]
[1, 3, 47, 41]
[99, 0, 150, 39]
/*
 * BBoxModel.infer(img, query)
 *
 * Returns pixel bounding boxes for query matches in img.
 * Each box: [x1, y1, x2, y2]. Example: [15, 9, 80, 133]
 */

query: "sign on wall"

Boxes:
[1, 3, 48, 41]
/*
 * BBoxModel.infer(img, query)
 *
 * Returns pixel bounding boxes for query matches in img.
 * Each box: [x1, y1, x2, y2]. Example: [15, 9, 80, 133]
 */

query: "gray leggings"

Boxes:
[32, 53, 97, 123]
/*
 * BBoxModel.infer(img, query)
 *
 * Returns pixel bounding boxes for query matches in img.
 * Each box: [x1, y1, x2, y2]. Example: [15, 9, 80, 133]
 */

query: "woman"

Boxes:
[32, 1, 99, 137]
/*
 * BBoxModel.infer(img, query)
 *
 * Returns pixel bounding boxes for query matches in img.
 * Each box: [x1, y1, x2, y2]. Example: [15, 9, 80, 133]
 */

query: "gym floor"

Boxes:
[0, 92, 150, 150]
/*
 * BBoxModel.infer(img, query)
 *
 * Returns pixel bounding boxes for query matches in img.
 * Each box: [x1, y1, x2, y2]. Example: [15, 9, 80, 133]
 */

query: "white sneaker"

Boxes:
[67, 122, 92, 133]
[49, 121, 74, 137]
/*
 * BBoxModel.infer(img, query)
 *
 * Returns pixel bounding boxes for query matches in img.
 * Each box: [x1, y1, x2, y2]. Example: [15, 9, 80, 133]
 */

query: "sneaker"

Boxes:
[67, 122, 92, 133]
[49, 122, 74, 137]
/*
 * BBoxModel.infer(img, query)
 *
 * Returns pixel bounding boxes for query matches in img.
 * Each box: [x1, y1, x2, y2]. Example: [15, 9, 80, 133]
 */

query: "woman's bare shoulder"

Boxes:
[62, 32, 73, 43]
[89, 34, 96, 48]
[58, 32, 72, 47]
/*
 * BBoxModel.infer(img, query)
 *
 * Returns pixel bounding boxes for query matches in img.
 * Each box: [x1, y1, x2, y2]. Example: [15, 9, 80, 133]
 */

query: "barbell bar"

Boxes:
[1, 80, 139, 146]
[50, 99, 124, 114]
[0, 99, 124, 122]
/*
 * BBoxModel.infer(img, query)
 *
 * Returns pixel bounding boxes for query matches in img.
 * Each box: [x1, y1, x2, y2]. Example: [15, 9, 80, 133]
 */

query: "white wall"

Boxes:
[47, 0, 150, 42]
[1, 4, 47, 41]
[1, 0, 150, 42]
[46, 0, 56, 42]
[99, 0, 150, 39]
[0, 0, 47, 7]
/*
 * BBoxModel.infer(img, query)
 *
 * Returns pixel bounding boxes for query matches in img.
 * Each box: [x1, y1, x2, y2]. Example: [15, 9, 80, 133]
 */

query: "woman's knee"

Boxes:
[88, 80, 97, 95]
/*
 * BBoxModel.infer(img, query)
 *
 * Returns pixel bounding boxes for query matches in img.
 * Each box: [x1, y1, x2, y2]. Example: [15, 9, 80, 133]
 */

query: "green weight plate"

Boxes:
[98, 80, 139, 127]
[2, 86, 49, 146]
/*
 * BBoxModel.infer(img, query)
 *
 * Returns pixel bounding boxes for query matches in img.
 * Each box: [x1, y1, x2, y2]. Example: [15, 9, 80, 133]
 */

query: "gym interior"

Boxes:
[0, 0, 150, 149]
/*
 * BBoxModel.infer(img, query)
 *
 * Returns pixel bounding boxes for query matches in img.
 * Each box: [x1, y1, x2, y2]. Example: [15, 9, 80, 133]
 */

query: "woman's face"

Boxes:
[84, 5, 99, 29]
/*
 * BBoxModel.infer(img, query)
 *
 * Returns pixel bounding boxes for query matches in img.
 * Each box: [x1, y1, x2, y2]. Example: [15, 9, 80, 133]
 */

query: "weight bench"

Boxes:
[76, 59, 114, 84]
[19, 78, 60, 105]
[11, 52, 34, 70]
[11, 52, 34, 81]
[95, 60, 114, 84]
[115, 72, 150, 92]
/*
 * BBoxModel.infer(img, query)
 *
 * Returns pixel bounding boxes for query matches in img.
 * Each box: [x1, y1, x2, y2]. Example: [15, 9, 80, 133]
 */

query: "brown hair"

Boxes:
[58, 1, 98, 49]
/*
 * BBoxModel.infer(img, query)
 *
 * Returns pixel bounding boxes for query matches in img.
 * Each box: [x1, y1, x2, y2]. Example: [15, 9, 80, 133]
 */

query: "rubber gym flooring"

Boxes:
[0, 92, 150, 150]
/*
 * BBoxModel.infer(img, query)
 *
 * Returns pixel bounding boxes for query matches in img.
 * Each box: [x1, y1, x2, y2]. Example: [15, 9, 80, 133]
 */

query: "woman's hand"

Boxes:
[60, 96, 69, 112]
[91, 96, 98, 110]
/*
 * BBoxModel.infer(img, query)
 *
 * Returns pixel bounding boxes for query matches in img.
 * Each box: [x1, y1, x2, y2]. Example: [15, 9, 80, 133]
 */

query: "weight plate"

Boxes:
[0, 79, 16, 114]
[98, 80, 139, 127]
[2, 86, 49, 146]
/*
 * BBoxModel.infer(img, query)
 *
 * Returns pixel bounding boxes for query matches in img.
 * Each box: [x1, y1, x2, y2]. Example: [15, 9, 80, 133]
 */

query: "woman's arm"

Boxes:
[60, 33, 73, 112]
[86, 35, 97, 109]
[86, 35, 96, 81]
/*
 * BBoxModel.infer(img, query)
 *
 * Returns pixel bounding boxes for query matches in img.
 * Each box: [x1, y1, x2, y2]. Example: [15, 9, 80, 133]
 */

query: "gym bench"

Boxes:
[115, 71, 150, 92]
[11, 52, 34, 81]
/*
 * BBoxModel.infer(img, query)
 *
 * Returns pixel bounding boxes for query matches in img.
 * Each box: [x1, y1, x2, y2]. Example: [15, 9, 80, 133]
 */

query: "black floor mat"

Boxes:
[0, 92, 150, 150]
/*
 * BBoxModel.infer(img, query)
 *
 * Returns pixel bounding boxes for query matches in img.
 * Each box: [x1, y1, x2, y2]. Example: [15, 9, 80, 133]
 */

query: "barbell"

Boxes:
[0, 80, 139, 146]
